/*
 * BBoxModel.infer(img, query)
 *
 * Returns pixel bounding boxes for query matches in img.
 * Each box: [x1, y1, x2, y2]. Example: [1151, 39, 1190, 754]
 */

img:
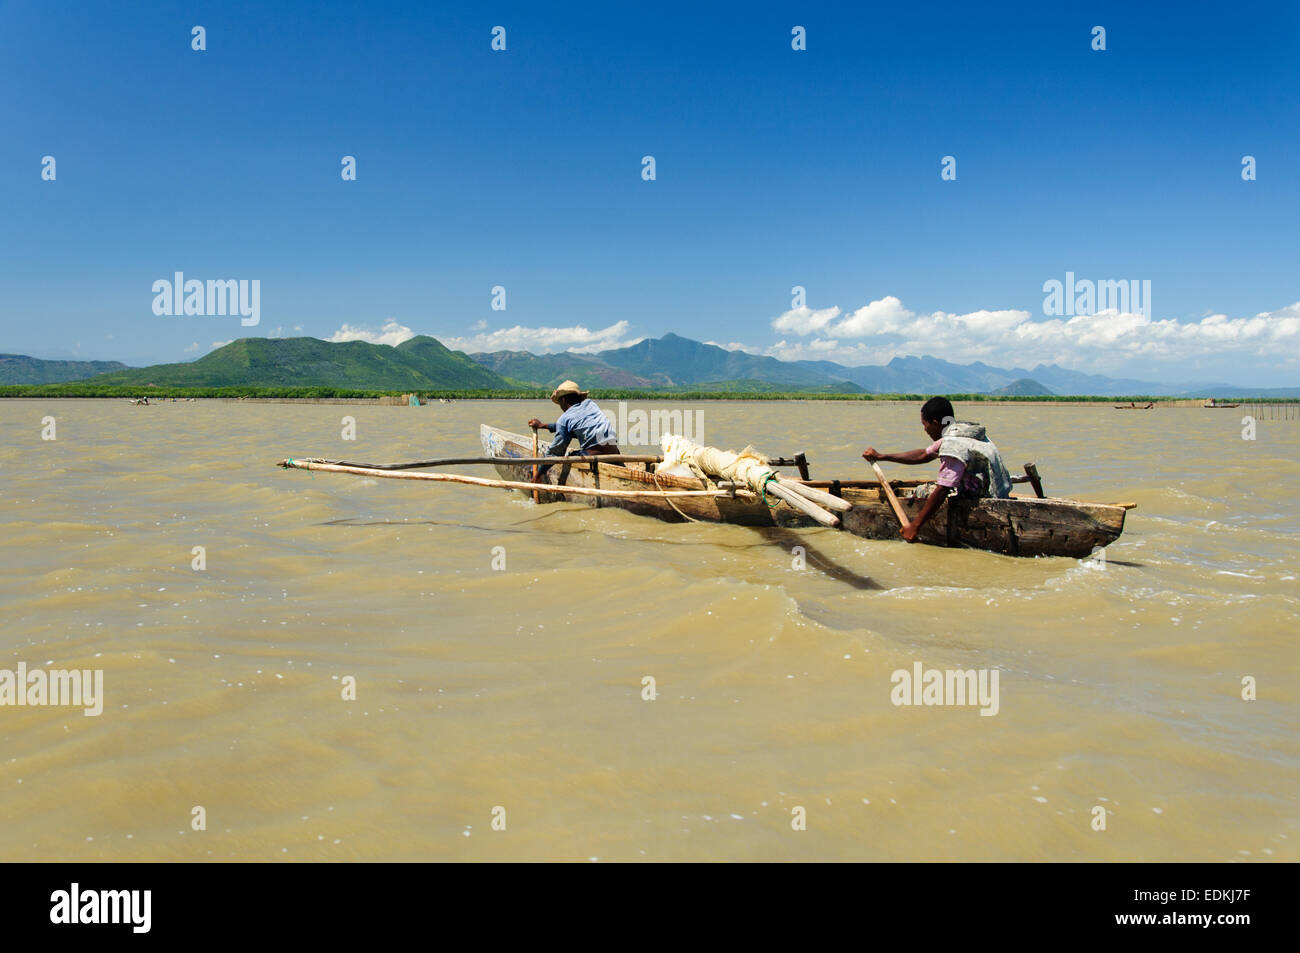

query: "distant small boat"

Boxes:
[1203, 400, 1239, 408]
[1114, 402, 1154, 409]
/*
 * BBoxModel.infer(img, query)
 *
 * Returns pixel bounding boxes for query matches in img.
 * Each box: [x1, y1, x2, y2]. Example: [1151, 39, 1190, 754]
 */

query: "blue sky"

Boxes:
[2, 0, 1297, 384]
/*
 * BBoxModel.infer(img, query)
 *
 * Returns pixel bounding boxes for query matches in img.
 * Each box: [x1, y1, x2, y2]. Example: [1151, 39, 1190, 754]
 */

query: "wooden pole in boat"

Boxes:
[793, 452, 810, 481]
[316, 454, 664, 470]
[277, 459, 760, 499]
[709, 479, 839, 525]
[1023, 463, 1045, 499]
[871, 462, 910, 528]
[530, 425, 540, 503]
[774, 476, 852, 512]
[762, 480, 840, 527]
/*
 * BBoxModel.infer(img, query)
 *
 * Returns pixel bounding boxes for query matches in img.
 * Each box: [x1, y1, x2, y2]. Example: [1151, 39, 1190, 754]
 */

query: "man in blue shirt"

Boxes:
[527, 380, 620, 480]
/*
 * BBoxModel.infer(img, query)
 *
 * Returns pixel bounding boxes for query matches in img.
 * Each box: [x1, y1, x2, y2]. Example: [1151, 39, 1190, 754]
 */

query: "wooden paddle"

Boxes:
[870, 462, 909, 529]
[531, 426, 540, 503]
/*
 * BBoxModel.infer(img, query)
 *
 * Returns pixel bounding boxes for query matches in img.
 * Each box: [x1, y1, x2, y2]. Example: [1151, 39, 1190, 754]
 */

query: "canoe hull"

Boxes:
[480, 425, 1126, 558]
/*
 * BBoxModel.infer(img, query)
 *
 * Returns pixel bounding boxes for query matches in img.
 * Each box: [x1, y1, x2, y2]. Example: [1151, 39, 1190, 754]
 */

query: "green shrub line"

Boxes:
[1, 384, 1291, 402]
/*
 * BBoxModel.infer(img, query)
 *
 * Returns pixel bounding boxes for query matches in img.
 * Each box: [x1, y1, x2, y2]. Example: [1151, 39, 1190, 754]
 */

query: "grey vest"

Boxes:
[939, 422, 1013, 499]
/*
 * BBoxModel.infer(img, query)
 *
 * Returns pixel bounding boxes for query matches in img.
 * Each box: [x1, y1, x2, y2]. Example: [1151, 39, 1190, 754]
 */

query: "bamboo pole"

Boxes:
[793, 479, 929, 489]
[763, 480, 840, 527]
[316, 453, 664, 471]
[277, 458, 758, 500]
[870, 462, 910, 528]
[727, 478, 851, 511]
[307, 453, 815, 472]
[775, 476, 852, 512]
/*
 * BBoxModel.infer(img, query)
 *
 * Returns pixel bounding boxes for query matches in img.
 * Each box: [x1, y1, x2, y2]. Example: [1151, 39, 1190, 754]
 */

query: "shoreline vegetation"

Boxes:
[0, 385, 1288, 406]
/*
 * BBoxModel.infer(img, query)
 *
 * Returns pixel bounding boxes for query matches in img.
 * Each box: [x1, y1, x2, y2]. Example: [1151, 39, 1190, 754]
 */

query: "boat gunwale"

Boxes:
[480, 424, 1130, 517]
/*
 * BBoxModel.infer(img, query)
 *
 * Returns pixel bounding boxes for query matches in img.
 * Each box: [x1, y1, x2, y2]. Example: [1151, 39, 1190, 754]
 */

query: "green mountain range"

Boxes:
[81, 336, 511, 390]
[6, 332, 1297, 397]
[0, 354, 130, 384]
[470, 334, 864, 392]
[593, 333, 863, 392]
[469, 350, 657, 389]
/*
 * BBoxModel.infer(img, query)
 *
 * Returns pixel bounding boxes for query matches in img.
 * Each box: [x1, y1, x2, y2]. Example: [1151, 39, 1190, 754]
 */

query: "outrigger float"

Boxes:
[276, 425, 1133, 559]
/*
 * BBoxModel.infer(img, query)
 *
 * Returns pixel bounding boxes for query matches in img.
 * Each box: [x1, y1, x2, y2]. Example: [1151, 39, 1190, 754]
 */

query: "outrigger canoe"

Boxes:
[480, 425, 1129, 558]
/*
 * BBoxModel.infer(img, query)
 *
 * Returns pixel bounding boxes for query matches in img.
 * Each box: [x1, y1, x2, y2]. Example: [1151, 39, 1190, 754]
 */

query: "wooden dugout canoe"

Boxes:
[481, 425, 1129, 558]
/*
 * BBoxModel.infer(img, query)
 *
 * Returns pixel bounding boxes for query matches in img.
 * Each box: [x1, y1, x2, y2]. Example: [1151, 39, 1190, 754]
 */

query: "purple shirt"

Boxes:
[924, 439, 981, 493]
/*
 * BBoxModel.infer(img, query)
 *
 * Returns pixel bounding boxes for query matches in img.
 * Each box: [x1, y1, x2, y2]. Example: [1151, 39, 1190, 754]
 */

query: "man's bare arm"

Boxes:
[862, 447, 934, 465]
[901, 485, 949, 542]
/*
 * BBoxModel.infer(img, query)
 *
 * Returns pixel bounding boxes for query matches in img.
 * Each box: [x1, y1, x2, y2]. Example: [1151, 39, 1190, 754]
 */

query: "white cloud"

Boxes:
[184, 341, 200, 354]
[768, 297, 1300, 372]
[771, 305, 842, 335]
[327, 319, 416, 347]
[441, 320, 641, 354]
[210, 340, 233, 350]
[293, 325, 304, 333]
[764, 338, 905, 365]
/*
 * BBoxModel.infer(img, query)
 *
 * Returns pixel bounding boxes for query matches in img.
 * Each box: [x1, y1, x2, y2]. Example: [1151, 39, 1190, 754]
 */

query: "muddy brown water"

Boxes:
[1, 399, 1295, 860]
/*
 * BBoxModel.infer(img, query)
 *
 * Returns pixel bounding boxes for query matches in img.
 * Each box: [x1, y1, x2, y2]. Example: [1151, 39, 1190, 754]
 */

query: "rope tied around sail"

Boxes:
[655, 434, 845, 526]
[659, 435, 782, 500]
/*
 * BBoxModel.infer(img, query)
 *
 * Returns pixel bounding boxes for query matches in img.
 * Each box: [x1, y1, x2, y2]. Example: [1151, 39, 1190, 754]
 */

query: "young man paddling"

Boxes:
[862, 397, 1013, 543]
[527, 380, 620, 480]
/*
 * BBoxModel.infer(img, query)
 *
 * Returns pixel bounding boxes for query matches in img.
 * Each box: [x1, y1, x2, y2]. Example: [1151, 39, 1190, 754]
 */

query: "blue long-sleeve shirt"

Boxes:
[543, 398, 618, 456]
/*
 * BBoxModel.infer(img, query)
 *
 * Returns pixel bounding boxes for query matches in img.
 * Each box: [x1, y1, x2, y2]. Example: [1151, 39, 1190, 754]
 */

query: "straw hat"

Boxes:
[550, 380, 589, 405]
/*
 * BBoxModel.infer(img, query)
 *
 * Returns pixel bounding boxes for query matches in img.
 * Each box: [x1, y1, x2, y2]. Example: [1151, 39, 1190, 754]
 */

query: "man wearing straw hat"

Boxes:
[527, 380, 621, 480]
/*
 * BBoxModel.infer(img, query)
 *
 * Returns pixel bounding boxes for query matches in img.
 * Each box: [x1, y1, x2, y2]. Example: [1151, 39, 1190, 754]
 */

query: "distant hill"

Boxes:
[596, 333, 860, 390]
[1013, 364, 1201, 397]
[791, 355, 1194, 396]
[84, 336, 511, 390]
[0, 354, 130, 384]
[669, 378, 863, 394]
[470, 336, 1145, 395]
[988, 378, 1055, 397]
[471, 335, 1276, 397]
[471, 333, 861, 392]
[792, 355, 1019, 394]
[470, 350, 657, 389]
[1177, 385, 1300, 399]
